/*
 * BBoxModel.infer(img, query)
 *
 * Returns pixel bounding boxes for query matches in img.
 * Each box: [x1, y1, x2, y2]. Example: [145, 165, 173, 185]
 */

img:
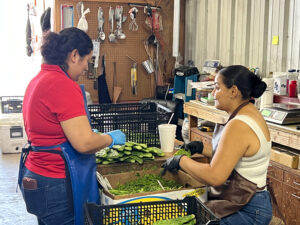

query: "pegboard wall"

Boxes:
[54, 0, 184, 103]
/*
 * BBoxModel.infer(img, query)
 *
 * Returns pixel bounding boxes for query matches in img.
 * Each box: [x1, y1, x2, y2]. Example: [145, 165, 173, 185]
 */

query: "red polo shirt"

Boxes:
[23, 64, 86, 178]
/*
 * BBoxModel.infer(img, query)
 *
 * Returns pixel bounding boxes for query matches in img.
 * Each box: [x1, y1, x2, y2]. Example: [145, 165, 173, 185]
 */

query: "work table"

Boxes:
[184, 100, 300, 151]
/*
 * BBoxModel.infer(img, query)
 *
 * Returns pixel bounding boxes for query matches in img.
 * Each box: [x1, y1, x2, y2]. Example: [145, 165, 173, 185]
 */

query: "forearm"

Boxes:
[179, 156, 220, 186]
[79, 132, 113, 154]
[61, 116, 113, 154]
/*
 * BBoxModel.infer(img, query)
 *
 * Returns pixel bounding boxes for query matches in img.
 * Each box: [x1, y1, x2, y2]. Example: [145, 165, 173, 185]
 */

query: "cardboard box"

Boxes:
[288, 150, 300, 170]
[271, 148, 299, 169]
[101, 169, 207, 205]
[97, 155, 209, 175]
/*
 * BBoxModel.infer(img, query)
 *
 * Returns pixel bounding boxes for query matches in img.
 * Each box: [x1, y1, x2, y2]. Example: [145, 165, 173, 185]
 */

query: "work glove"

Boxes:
[107, 130, 126, 147]
[161, 155, 183, 176]
[185, 141, 204, 155]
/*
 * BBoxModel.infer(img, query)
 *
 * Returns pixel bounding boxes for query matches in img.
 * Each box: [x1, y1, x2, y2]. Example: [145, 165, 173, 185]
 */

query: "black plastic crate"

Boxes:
[85, 196, 220, 225]
[88, 103, 173, 146]
[0, 96, 23, 114]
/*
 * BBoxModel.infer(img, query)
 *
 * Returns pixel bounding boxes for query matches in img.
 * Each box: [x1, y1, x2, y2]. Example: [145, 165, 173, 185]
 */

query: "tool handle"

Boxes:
[113, 62, 117, 86]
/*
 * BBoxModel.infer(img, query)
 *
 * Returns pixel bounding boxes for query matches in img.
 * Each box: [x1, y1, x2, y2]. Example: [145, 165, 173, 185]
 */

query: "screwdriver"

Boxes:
[199, 126, 213, 132]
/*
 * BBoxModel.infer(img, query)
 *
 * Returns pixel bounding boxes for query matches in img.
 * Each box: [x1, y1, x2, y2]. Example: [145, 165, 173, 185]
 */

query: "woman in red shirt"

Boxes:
[19, 27, 125, 225]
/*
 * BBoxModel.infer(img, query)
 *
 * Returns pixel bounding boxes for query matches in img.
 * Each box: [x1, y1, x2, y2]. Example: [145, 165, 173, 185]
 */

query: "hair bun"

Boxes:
[251, 79, 267, 98]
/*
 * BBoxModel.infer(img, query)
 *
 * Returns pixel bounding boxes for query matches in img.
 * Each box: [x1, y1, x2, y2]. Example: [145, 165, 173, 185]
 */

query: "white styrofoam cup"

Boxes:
[158, 124, 177, 152]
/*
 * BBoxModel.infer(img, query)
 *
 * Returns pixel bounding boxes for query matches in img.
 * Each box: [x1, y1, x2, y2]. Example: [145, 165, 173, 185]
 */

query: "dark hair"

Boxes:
[41, 27, 93, 70]
[219, 65, 267, 99]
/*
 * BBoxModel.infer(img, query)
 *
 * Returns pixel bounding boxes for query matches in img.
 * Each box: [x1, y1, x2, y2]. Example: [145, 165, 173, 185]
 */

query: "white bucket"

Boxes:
[158, 124, 177, 152]
[260, 78, 274, 109]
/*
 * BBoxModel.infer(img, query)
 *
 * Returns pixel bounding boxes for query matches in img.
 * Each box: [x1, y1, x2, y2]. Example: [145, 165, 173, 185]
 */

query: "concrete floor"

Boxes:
[0, 153, 37, 225]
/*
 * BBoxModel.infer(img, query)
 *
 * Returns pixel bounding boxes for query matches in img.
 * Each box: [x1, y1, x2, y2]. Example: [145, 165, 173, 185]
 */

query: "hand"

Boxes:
[185, 141, 204, 155]
[107, 130, 126, 147]
[161, 155, 183, 175]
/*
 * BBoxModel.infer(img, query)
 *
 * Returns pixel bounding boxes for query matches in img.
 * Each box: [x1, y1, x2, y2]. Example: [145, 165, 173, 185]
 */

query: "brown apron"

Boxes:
[205, 101, 262, 218]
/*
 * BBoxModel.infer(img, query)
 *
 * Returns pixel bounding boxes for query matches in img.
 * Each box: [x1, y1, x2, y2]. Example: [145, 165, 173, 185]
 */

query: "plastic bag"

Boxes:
[181, 118, 190, 145]
[77, 3, 90, 32]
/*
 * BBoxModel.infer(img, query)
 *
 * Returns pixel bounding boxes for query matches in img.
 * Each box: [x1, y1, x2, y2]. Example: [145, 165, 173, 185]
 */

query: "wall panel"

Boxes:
[219, 0, 233, 67]
[290, 0, 300, 69]
[54, 0, 182, 103]
[206, 1, 219, 60]
[193, 0, 207, 69]
[185, 0, 300, 76]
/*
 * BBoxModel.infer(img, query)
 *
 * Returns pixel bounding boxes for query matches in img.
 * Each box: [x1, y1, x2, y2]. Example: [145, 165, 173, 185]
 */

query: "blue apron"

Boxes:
[18, 81, 100, 225]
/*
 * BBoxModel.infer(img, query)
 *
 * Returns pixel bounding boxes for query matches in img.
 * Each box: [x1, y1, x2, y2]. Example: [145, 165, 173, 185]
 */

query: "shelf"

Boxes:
[184, 101, 228, 124]
[273, 95, 300, 104]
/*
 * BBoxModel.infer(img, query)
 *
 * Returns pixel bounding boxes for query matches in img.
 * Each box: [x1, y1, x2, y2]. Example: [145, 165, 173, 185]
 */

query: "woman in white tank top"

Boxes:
[162, 65, 272, 225]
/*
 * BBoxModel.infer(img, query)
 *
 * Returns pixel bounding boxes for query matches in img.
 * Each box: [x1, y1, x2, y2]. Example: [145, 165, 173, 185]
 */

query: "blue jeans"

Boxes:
[221, 191, 272, 225]
[21, 167, 74, 225]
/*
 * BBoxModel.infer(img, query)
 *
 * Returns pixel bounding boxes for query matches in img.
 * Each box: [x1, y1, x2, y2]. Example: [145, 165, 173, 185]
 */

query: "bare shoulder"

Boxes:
[238, 105, 270, 141]
[224, 118, 252, 136]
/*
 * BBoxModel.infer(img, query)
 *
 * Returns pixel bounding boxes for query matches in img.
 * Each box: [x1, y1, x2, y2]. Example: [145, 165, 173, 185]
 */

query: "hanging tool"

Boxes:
[77, 2, 90, 32]
[127, 55, 138, 96]
[129, 7, 138, 31]
[87, 56, 96, 79]
[113, 62, 122, 103]
[26, 4, 33, 56]
[91, 40, 100, 79]
[128, 3, 161, 10]
[142, 41, 154, 74]
[199, 126, 213, 132]
[97, 7, 105, 41]
[76, 2, 83, 19]
[98, 56, 112, 103]
[115, 5, 126, 39]
[108, 7, 116, 42]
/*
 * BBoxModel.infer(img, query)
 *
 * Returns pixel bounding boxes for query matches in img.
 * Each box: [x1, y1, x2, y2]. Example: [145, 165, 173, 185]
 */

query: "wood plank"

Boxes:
[268, 123, 300, 151]
[184, 101, 229, 124]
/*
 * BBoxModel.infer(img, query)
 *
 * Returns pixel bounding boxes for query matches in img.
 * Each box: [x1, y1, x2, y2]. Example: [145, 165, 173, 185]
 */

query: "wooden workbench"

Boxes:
[184, 100, 300, 224]
[184, 100, 300, 151]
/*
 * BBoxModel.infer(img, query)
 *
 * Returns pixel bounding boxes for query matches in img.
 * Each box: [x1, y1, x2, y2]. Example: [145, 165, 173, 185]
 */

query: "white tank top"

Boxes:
[232, 115, 271, 188]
